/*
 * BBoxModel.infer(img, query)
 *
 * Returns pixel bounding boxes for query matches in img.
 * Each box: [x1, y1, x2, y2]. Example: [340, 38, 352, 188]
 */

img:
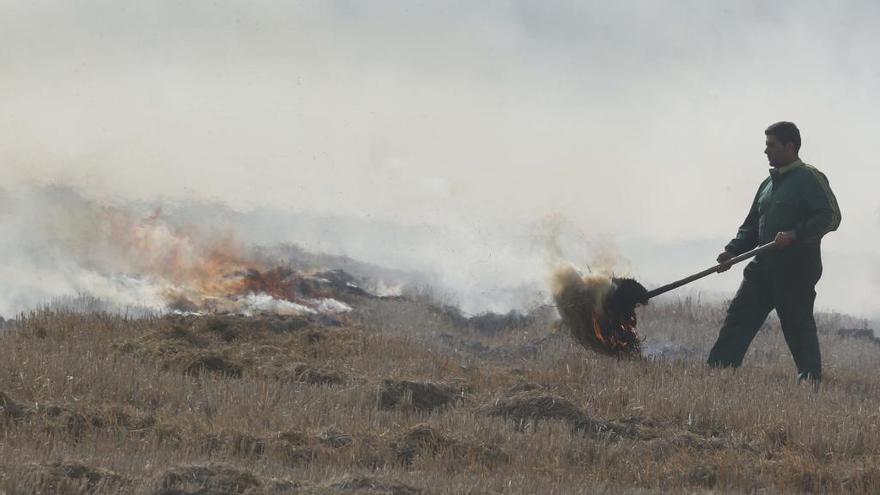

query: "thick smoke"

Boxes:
[0, 187, 237, 316]
[3, 1, 877, 317]
[0, 187, 360, 317]
[0, 187, 509, 316]
[0, 186, 639, 318]
[4, 185, 871, 324]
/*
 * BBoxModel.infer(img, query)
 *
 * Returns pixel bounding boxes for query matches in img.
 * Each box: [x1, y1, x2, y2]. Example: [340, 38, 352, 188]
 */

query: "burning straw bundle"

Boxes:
[551, 265, 648, 358]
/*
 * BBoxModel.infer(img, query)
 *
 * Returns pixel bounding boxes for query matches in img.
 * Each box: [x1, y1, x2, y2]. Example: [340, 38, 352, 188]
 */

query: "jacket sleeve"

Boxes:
[796, 168, 841, 244]
[724, 181, 765, 255]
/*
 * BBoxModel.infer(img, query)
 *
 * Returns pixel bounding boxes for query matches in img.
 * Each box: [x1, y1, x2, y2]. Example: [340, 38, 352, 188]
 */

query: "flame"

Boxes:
[86, 206, 361, 316]
[101, 206, 255, 297]
[233, 267, 341, 302]
[552, 263, 642, 357]
[591, 313, 606, 345]
[590, 310, 640, 356]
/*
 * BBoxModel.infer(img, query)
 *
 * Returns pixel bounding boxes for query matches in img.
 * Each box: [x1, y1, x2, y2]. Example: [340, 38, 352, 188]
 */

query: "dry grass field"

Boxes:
[1, 294, 879, 494]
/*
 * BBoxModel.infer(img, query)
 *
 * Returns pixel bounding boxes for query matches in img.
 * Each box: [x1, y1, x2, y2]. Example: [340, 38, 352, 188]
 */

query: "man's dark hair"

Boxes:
[765, 121, 801, 151]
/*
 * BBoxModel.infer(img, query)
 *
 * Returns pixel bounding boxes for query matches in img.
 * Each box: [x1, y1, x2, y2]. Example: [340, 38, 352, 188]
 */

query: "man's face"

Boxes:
[764, 134, 794, 167]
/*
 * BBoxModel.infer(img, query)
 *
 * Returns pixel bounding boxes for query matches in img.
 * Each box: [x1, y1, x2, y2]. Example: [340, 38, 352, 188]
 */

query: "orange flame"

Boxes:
[101, 206, 259, 298]
[592, 313, 607, 345]
[591, 311, 641, 357]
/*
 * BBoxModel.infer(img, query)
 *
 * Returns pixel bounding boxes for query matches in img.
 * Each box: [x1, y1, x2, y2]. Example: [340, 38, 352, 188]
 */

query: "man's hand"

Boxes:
[774, 230, 797, 248]
[716, 251, 735, 272]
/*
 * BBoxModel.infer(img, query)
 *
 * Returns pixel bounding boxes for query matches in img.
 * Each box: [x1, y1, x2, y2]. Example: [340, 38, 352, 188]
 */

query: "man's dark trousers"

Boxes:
[707, 262, 822, 381]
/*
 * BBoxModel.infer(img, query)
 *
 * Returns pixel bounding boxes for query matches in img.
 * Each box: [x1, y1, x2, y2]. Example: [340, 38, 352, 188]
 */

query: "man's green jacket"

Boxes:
[726, 159, 841, 283]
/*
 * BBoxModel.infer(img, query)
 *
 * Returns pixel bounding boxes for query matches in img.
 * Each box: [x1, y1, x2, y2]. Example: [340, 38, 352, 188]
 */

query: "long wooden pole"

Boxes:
[644, 241, 777, 300]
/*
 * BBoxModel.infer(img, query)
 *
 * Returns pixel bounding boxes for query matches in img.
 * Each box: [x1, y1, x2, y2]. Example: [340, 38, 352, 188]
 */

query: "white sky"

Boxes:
[2, 1, 879, 316]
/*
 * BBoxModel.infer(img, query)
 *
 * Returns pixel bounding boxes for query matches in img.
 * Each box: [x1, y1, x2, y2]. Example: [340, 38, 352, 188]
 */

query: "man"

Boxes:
[708, 122, 841, 383]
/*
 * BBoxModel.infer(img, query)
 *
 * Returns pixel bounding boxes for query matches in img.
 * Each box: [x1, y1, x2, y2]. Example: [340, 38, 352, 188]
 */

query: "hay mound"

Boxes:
[223, 432, 269, 457]
[551, 265, 646, 357]
[320, 476, 424, 495]
[377, 380, 460, 412]
[153, 463, 297, 495]
[394, 424, 457, 463]
[317, 426, 353, 448]
[270, 444, 319, 465]
[1, 396, 157, 439]
[506, 381, 543, 394]
[571, 416, 639, 440]
[0, 391, 31, 422]
[274, 364, 345, 386]
[22, 461, 133, 493]
[161, 323, 209, 347]
[41, 406, 113, 439]
[483, 391, 587, 425]
[192, 430, 324, 465]
[195, 428, 358, 464]
[276, 430, 309, 445]
[180, 353, 244, 377]
[238, 267, 372, 304]
[393, 423, 508, 468]
[155, 464, 259, 494]
[483, 391, 640, 439]
[116, 314, 362, 384]
[432, 305, 533, 336]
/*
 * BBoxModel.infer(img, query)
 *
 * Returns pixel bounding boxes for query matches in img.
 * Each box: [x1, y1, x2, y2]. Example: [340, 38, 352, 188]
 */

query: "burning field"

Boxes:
[2, 195, 880, 494]
[3, 286, 880, 494]
[0, 192, 399, 321]
[104, 208, 388, 319]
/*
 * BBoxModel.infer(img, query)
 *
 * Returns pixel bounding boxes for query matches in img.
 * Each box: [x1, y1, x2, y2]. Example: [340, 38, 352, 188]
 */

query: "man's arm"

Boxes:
[724, 182, 764, 255]
[796, 168, 841, 244]
[716, 182, 764, 271]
